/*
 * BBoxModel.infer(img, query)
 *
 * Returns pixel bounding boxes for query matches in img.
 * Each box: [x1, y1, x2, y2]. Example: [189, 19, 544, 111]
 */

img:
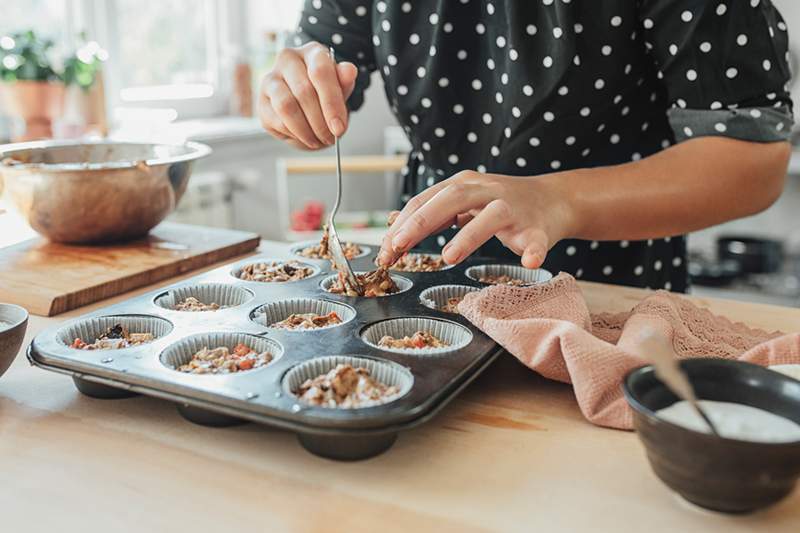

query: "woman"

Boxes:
[258, 0, 793, 292]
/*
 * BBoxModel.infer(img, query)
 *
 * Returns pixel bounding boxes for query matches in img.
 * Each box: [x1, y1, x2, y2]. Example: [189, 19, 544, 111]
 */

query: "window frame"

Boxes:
[79, 0, 249, 121]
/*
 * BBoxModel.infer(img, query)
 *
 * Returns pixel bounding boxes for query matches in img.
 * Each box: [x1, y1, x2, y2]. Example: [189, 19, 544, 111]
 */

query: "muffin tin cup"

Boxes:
[232, 259, 319, 283]
[291, 240, 371, 260]
[389, 253, 454, 273]
[57, 315, 173, 349]
[361, 317, 473, 355]
[154, 283, 254, 311]
[419, 284, 481, 314]
[251, 298, 356, 330]
[320, 272, 413, 297]
[283, 355, 414, 408]
[465, 264, 553, 286]
[160, 332, 283, 374]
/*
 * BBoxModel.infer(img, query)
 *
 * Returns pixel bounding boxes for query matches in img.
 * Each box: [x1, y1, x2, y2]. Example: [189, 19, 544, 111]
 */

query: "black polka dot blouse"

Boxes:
[295, 0, 794, 293]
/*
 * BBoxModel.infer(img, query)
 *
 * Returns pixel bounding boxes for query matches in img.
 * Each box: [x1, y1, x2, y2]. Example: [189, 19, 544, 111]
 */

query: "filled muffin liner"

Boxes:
[283, 355, 414, 409]
[419, 284, 481, 314]
[465, 264, 553, 285]
[160, 332, 282, 373]
[291, 240, 371, 260]
[320, 272, 413, 297]
[231, 259, 319, 283]
[154, 283, 253, 311]
[252, 298, 356, 330]
[58, 315, 173, 349]
[361, 317, 473, 355]
[388, 252, 454, 273]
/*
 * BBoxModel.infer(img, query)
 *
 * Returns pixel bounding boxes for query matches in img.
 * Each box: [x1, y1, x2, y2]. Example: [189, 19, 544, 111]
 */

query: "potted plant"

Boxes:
[60, 36, 108, 137]
[0, 30, 65, 140]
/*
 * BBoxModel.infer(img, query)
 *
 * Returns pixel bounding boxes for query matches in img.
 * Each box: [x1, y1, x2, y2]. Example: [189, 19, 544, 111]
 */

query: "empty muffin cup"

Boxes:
[465, 264, 553, 286]
[419, 284, 480, 314]
[58, 315, 173, 350]
[283, 355, 413, 409]
[361, 317, 473, 355]
[232, 259, 318, 283]
[389, 252, 454, 273]
[291, 240, 371, 260]
[252, 298, 356, 330]
[320, 272, 413, 297]
[160, 332, 282, 375]
[154, 283, 254, 311]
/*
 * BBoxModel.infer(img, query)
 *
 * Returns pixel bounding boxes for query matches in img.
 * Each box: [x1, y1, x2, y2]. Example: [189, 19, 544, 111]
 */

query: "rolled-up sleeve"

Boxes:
[638, 0, 794, 143]
[293, 0, 376, 111]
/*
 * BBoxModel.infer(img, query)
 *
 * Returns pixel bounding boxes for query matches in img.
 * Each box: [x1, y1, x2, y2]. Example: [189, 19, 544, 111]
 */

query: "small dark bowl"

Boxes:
[623, 358, 800, 514]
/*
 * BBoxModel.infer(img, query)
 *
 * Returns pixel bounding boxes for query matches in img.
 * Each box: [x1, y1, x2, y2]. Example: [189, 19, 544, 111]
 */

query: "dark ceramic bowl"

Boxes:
[623, 358, 800, 514]
[0, 303, 29, 378]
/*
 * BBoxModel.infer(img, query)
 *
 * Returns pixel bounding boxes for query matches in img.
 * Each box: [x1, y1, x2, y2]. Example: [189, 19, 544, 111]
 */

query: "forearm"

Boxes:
[555, 138, 790, 242]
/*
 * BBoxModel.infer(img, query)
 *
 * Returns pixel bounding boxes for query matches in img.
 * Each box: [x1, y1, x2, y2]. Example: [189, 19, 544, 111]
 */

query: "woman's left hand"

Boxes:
[377, 170, 576, 269]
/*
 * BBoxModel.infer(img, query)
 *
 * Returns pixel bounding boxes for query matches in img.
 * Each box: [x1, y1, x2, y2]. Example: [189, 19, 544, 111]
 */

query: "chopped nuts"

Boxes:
[238, 261, 314, 282]
[270, 311, 343, 330]
[327, 268, 399, 297]
[296, 364, 401, 408]
[173, 296, 222, 312]
[390, 253, 447, 272]
[378, 331, 449, 349]
[176, 343, 273, 374]
[70, 323, 155, 350]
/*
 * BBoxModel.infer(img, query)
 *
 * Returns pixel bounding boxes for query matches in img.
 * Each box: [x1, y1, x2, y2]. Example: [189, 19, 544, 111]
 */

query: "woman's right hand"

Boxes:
[258, 42, 358, 150]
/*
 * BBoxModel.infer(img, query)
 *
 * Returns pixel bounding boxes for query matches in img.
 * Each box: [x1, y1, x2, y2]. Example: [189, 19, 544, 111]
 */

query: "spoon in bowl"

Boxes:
[637, 329, 721, 437]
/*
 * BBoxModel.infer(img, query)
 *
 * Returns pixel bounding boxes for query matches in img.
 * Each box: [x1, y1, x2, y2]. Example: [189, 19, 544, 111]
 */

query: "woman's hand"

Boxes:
[377, 171, 577, 269]
[258, 42, 358, 150]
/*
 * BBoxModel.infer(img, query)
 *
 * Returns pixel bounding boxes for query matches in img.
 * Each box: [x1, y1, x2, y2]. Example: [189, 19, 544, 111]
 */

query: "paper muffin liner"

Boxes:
[154, 283, 254, 311]
[419, 284, 480, 314]
[231, 259, 319, 283]
[160, 332, 283, 373]
[388, 252, 454, 273]
[361, 317, 473, 355]
[290, 240, 371, 260]
[251, 298, 356, 330]
[282, 355, 413, 409]
[320, 272, 413, 297]
[58, 315, 173, 349]
[465, 264, 553, 286]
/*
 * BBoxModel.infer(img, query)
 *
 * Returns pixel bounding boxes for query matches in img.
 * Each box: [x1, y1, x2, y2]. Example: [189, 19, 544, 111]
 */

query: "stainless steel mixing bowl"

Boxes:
[0, 140, 211, 243]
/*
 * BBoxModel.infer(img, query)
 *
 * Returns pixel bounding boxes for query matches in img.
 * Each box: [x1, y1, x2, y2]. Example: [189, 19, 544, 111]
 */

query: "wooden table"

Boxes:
[2, 252, 800, 533]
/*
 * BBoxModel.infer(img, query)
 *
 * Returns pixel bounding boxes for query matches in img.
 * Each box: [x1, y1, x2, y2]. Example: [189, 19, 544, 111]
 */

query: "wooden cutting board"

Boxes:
[0, 222, 260, 316]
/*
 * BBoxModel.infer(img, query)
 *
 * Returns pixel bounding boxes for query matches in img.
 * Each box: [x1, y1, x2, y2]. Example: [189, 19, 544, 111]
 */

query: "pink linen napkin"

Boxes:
[458, 273, 800, 430]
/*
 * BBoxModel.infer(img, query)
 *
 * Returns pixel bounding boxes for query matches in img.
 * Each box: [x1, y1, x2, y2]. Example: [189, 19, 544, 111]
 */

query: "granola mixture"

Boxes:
[478, 274, 528, 286]
[270, 311, 343, 330]
[297, 226, 362, 260]
[238, 261, 314, 282]
[176, 343, 273, 374]
[441, 296, 464, 314]
[327, 267, 399, 297]
[378, 331, 449, 350]
[390, 253, 447, 272]
[296, 364, 401, 408]
[70, 323, 155, 350]
[173, 296, 222, 312]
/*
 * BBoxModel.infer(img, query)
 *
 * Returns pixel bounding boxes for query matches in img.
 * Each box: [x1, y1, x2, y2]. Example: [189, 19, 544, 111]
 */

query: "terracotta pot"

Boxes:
[0, 80, 65, 140]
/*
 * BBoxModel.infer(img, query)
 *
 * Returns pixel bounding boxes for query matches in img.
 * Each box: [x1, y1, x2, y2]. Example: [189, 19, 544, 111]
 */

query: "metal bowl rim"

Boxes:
[0, 139, 212, 171]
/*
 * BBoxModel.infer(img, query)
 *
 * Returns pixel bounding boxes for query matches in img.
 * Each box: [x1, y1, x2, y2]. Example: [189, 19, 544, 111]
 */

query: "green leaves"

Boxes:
[0, 29, 105, 89]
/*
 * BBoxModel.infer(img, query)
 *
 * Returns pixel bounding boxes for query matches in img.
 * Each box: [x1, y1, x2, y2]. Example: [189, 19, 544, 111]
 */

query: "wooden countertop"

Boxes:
[2, 249, 800, 533]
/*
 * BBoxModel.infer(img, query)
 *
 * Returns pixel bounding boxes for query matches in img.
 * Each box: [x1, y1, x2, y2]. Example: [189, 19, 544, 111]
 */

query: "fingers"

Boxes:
[263, 75, 322, 149]
[391, 182, 491, 254]
[520, 230, 549, 269]
[441, 200, 511, 264]
[305, 45, 352, 137]
[257, 42, 355, 148]
[283, 55, 334, 146]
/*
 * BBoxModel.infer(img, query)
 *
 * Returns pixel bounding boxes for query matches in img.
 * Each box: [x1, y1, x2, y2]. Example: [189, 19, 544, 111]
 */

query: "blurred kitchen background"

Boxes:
[1, 0, 800, 307]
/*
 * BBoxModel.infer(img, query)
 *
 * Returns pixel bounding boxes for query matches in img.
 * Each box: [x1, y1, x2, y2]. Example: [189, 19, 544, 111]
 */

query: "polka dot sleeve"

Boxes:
[638, 0, 794, 143]
[294, 0, 377, 111]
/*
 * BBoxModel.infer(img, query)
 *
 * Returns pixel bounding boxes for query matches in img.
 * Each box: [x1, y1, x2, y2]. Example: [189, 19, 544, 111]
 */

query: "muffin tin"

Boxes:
[27, 242, 548, 460]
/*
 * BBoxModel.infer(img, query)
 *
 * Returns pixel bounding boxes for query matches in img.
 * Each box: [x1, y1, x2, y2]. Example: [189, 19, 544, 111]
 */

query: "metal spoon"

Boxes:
[637, 329, 722, 437]
[326, 47, 362, 294]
